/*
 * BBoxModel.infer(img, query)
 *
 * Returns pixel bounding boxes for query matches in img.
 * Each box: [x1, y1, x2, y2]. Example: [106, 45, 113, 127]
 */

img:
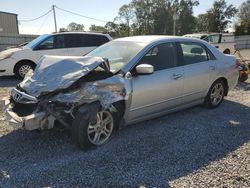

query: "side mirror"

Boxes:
[136, 64, 154, 75]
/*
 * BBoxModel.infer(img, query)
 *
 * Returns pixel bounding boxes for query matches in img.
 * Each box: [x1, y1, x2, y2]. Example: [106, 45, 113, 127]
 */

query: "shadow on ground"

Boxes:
[0, 76, 20, 87]
[0, 98, 249, 187]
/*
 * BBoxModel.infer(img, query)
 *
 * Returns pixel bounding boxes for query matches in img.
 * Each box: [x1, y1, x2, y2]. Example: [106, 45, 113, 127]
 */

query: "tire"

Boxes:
[15, 61, 36, 79]
[204, 80, 226, 109]
[239, 73, 248, 82]
[72, 108, 117, 150]
[223, 49, 230, 54]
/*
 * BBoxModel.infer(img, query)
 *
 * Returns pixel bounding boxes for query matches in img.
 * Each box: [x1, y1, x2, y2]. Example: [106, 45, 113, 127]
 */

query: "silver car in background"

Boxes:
[4, 36, 239, 150]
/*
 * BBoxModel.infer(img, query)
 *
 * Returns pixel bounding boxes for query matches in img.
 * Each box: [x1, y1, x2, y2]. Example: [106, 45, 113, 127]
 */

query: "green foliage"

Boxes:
[238, 0, 250, 21]
[195, 14, 209, 32]
[67, 22, 85, 31]
[235, 20, 250, 35]
[89, 25, 107, 33]
[196, 0, 237, 33]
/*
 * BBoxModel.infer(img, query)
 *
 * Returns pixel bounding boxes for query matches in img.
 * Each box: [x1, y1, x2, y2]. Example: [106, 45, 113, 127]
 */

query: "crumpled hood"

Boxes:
[19, 55, 106, 97]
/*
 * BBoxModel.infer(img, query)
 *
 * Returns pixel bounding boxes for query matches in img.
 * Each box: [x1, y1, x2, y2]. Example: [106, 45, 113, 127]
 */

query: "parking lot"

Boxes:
[0, 75, 249, 187]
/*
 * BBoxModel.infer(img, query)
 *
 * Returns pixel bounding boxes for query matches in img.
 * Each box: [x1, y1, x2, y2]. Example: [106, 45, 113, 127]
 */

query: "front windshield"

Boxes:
[26, 34, 51, 49]
[87, 41, 146, 73]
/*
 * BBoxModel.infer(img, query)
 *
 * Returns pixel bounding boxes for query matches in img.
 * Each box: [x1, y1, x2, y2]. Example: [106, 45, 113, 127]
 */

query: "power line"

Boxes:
[55, 5, 111, 23]
[19, 9, 52, 22]
[35, 10, 52, 34]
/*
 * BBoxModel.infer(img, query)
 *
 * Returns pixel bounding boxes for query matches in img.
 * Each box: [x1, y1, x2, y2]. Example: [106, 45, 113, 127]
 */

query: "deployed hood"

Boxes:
[19, 55, 109, 97]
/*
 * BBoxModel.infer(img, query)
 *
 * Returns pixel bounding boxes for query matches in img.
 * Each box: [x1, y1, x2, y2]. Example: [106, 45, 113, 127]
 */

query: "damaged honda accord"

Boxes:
[3, 36, 239, 150]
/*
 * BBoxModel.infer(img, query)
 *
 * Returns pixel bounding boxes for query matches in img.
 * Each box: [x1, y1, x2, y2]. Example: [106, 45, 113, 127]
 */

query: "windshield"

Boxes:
[87, 41, 146, 73]
[26, 34, 51, 49]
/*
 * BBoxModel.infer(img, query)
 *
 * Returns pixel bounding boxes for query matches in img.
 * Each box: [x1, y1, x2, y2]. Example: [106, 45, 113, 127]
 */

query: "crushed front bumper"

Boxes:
[3, 97, 47, 130]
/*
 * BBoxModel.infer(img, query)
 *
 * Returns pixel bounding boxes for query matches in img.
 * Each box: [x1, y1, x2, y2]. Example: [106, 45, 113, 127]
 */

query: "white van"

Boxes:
[0, 32, 112, 78]
[184, 33, 235, 54]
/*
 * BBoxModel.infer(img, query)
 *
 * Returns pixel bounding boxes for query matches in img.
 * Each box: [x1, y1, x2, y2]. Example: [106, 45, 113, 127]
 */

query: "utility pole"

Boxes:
[173, 7, 178, 36]
[52, 5, 57, 32]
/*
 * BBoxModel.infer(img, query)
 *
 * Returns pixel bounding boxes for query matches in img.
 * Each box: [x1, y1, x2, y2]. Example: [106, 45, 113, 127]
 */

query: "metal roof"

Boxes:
[0, 11, 17, 16]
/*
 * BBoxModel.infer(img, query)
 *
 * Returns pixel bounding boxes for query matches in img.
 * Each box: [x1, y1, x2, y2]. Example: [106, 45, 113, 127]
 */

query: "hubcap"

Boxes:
[87, 110, 113, 145]
[19, 65, 32, 78]
[210, 83, 224, 106]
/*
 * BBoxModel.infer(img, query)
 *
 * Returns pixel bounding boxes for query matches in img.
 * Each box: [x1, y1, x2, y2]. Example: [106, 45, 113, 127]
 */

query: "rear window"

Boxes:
[64, 34, 109, 48]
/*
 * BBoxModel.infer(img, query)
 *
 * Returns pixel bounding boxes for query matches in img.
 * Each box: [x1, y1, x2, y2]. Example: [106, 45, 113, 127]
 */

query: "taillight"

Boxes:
[235, 59, 241, 69]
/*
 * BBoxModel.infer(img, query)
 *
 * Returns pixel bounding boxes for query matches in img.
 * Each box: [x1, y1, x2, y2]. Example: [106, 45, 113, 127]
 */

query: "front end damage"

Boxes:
[4, 55, 131, 130]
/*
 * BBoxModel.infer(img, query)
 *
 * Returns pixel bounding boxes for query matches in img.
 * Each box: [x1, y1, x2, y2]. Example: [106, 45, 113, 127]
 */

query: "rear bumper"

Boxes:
[3, 97, 46, 130]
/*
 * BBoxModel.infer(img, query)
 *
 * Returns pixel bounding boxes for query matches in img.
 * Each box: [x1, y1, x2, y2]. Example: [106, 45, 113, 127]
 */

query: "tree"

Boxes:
[176, 0, 199, 35]
[238, 0, 250, 21]
[67, 22, 85, 31]
[235, 0, 250, 35]
[196, 0, 237, 33]
[117, 4, 135, 36]
[89, 25, 107, 33]
[235, 19, 250, 35]
[195, 14, 209, 32]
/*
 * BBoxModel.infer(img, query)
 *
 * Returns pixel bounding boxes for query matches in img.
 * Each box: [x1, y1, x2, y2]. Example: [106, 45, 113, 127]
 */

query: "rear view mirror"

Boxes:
[136, 64, 154, 75]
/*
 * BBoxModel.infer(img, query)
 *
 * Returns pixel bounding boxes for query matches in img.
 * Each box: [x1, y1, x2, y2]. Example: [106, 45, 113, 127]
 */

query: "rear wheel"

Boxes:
[15, 61, 36, 79]
[72, 109, 116, 150]
[204, 80, 226, 108]
[239, 73, 248, 82]
[223, 49, 230, 54]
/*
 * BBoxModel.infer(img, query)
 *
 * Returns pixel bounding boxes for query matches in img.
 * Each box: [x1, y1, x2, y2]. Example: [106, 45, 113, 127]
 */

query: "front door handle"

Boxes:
[172, 74, 183, 80]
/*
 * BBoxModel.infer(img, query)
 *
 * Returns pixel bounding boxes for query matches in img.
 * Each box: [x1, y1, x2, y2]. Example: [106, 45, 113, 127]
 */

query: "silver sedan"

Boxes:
[4, 36, 239, 149]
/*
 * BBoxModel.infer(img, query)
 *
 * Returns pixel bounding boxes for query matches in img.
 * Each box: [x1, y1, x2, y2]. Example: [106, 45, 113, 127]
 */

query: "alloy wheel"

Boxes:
[210, 83, 224, 106]
[18, 65, 32, 78]
[87, 110, 114, 145]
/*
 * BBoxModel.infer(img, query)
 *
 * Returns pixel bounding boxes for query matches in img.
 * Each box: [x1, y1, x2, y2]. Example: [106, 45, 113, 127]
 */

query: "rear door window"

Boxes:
[180, 42, 214, 65]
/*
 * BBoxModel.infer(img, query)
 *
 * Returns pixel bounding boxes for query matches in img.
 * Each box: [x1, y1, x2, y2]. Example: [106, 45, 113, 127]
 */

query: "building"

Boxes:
[0, 11, 39, 51]
[0, 11, 19, 35]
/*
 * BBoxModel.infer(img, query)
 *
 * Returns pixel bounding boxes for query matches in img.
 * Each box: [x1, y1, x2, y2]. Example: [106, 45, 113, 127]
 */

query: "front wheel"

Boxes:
[15, 61, 36, 79]
[204, 80, 226, 108]
[72, 109, 115, 150]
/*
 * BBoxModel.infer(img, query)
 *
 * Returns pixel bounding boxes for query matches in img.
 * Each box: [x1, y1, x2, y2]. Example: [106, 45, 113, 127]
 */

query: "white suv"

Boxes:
[0, 32, 112, 78]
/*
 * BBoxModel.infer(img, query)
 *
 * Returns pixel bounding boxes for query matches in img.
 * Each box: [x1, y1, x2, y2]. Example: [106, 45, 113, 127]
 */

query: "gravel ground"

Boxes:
[0, 79, 250, 187]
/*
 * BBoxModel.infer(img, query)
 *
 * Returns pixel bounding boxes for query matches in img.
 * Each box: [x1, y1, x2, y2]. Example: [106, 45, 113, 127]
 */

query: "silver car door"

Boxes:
[127, 42, 184, 122]
[179, 42, 215, 104]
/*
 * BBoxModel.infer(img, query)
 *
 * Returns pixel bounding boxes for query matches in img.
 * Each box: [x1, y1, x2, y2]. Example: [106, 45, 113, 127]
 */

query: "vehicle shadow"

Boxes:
[0, 99, 249, 187]
[0, 76, 20, 87]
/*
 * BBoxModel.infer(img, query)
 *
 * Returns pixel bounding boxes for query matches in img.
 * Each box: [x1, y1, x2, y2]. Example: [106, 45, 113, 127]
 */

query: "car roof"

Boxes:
[52, 32, 111, 37]
[114, 35, 202, 44]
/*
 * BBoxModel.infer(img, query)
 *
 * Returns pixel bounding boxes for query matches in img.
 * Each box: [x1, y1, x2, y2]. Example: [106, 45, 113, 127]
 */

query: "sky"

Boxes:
[0, 0, 246, 35]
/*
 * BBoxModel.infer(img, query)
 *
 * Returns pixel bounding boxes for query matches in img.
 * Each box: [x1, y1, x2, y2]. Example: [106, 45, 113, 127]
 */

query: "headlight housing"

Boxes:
[0, 51, 13, 61]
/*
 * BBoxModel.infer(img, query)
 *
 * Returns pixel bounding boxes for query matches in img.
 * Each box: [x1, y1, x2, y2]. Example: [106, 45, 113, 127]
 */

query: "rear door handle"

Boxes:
[172, 74, 183, 80]
[210, 66, 216, 70]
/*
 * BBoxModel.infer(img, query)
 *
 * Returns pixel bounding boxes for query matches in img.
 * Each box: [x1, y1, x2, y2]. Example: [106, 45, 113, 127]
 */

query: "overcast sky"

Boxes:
[0, 0, 246, 35]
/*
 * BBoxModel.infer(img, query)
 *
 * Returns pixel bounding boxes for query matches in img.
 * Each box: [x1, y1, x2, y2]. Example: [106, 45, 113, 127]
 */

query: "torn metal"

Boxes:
[5, 55, 131, 130]
[20, 55, 110, 97]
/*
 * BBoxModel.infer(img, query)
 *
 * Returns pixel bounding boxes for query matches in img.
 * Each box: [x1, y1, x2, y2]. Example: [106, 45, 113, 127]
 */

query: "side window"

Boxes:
[65, 34, 82, 48]
[80, 35, 110, 47]
[206, 34, 220, 43]
[138, 42, 177, 71]
[37, 36, 54, 50]
[54, 35, 65, 49]
[180, 42, 209, 65]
